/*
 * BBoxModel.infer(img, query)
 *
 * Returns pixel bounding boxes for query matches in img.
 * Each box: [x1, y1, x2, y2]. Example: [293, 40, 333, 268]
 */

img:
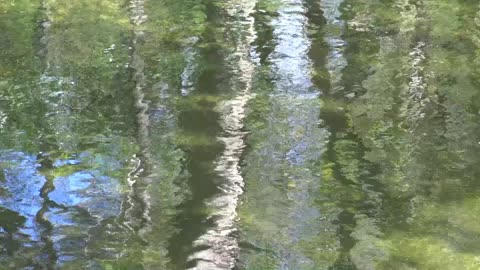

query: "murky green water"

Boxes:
[1, 0, 480, 269]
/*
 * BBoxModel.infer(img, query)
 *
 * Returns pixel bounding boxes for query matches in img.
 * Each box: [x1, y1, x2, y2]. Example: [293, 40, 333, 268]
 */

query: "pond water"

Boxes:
[1, 0, 480, 269]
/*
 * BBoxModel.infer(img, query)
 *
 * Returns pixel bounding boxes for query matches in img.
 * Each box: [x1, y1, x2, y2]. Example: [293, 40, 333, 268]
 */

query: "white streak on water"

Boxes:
[397, 2, 429, 131]
[404, 41, 428, 129]
[321, 0, 347, 93]
[186, 0, 257, 269]
[0, 109, 6, 129]
[128, 0, 153, 241]
[181, 37, 200, 96]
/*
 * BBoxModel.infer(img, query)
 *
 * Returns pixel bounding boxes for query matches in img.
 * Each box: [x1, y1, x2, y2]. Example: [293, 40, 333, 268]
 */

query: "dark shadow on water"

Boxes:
[167, 2, 231, 267]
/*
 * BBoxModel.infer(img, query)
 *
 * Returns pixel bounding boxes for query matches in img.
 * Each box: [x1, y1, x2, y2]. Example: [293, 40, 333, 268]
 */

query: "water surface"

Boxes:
[1, 0, 480, 269]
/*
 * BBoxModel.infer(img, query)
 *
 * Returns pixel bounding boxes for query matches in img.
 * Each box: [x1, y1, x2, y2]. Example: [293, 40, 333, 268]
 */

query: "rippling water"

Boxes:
[2, 0, 480, 269]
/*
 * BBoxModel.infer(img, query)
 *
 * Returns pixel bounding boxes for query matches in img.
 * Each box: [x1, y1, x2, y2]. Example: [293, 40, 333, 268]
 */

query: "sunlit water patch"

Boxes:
[270, 0, 313, 94]
[0, 152, 45, 243]
[320, 0, 347, 94]
[238, 0, 331, 268]
[45, 154, 125, 268]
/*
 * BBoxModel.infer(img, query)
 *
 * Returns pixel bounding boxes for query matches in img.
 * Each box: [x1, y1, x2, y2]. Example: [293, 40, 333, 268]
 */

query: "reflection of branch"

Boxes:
[34, 2, 59, 268]
[121, 0, 152, 239]
[35, 173, 57, 268]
